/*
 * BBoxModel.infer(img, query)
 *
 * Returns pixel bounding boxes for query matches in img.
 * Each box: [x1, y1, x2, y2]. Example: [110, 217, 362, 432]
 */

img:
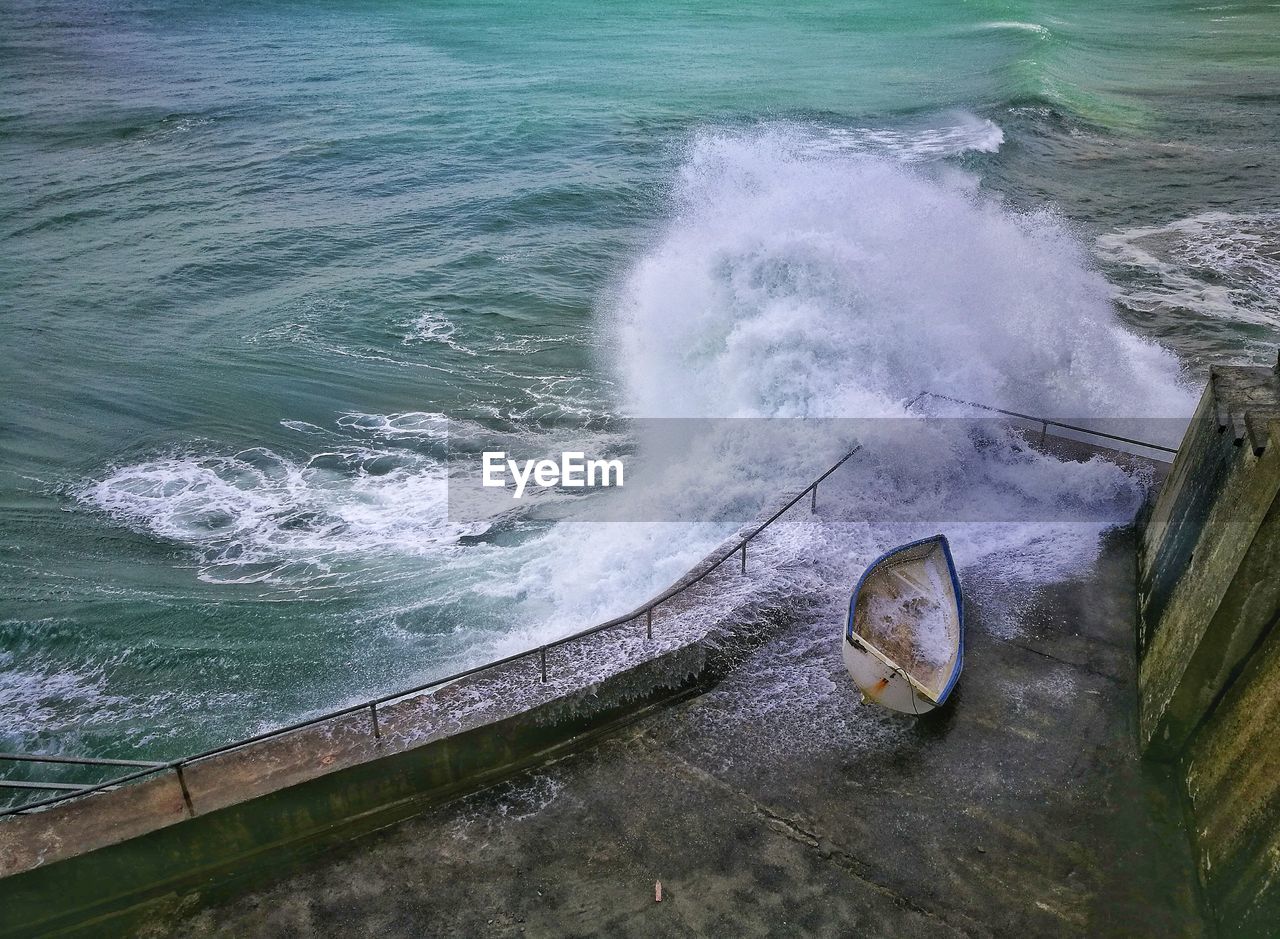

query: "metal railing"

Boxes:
[0, 754, 165, 794]
[0, 443, 863, 820]
[907, 391, 1179, 457]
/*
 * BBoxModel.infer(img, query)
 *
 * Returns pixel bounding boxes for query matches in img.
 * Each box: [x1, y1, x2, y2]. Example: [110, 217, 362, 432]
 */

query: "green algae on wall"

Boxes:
[1137, 354, 1280, 937]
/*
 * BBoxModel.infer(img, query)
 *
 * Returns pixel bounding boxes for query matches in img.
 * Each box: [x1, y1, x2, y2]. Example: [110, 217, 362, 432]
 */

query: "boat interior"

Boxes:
[851, 540, 961, 700]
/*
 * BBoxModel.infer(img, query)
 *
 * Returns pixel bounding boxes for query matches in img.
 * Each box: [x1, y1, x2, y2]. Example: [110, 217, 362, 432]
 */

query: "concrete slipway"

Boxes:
[166, 451, 1202, 936]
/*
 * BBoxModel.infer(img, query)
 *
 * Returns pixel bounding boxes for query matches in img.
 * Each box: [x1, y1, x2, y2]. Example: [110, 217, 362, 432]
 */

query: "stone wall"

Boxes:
[1137, 354, 1280, 937]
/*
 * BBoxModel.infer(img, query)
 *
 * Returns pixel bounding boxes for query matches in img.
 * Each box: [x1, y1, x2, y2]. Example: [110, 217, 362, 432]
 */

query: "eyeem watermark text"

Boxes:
[482, 451, 625, 498]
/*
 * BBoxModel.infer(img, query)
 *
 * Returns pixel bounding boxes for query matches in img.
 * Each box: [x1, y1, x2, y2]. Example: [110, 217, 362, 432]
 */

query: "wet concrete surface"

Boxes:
[166, 527, 1204, 938]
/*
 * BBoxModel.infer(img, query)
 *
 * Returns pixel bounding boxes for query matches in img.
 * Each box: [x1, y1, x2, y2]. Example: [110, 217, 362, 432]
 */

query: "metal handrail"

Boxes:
[0, 753, 165, 768]
[0, 781, 96, 792]
[907, 391, 1179, 456]
[0, 753, 168, 800]
[0, 443, 863, 819]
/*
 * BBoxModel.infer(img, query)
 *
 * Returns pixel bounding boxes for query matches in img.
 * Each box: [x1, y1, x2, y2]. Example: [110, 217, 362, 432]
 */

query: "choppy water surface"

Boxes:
[1, 0, 1277, 759]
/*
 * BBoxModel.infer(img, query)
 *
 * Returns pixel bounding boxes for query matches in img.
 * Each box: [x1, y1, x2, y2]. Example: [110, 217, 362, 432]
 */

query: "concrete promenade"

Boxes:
[168, 527, 1204, 938]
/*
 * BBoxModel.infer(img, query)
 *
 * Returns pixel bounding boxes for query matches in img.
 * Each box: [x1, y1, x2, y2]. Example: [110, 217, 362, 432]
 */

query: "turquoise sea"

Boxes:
[2, 0, 1279, 764]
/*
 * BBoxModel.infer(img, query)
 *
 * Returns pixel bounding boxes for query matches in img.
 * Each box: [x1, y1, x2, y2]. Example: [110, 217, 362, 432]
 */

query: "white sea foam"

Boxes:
[0, 637, 124, 744]
[802, 111, 1005, 162]
[612, 126, 1189, 421]
[1096, 211, 1280, 328]
[79, 445, 480, 586]
[336, 410, 452, 442]
[402, 310, 475, 355]
[979, 20, 1052, 39]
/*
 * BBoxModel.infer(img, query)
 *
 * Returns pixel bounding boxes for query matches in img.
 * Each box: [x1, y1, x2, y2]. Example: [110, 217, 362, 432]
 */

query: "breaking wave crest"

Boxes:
[596, 126, 1193, 592]
[979, 20, 1052, 39]
[800, 111, 1005, 162]
[612, 126, 1189, 421]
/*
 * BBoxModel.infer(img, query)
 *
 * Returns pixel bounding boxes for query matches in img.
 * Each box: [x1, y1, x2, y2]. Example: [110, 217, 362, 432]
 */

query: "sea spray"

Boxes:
[611, 126, 1190, 421]
[580, 126, 1193, 615]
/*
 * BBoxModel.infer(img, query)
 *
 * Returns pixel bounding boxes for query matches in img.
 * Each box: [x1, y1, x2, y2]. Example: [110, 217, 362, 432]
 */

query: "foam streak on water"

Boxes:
[1097, 212, 1280, 329]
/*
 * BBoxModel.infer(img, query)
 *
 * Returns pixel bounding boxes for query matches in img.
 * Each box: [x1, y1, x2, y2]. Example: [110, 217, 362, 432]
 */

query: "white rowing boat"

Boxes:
[842, 534, 964, 715]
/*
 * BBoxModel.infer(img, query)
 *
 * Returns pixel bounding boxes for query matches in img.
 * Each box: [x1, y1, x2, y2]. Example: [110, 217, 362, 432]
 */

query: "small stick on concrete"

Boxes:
[654, 880, 662, 903]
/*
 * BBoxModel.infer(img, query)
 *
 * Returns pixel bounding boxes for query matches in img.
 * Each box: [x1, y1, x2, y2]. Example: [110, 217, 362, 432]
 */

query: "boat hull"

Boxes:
[841, 637, 940, 715]
[843, 534, 964, 715]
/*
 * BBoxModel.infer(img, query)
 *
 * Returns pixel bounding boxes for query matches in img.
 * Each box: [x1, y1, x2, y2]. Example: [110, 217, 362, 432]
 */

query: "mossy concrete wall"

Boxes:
[1184, 617, 1280, 936]
[1137, 354, 1280, 937]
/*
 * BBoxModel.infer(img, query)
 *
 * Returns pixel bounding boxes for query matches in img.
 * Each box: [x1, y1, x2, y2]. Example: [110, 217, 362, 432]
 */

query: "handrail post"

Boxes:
[646, 607, 653, 640]
[174, 763, 195, 818]
[369, 702, 382, 740]
[539, 647, 548, 683]
[811, 484, 817, 514]
[741, 541, 747, 574]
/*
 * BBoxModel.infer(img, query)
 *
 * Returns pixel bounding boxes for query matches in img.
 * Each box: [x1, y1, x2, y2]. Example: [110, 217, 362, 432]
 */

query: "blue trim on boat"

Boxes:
[845, 533, 965, 706]
[934, 535, 965, 704]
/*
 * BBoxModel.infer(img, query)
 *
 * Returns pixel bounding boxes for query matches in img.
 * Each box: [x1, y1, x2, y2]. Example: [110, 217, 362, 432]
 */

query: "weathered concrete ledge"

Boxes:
[1184, 614, 1280, 936]
[164, 510, 1203, 938]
